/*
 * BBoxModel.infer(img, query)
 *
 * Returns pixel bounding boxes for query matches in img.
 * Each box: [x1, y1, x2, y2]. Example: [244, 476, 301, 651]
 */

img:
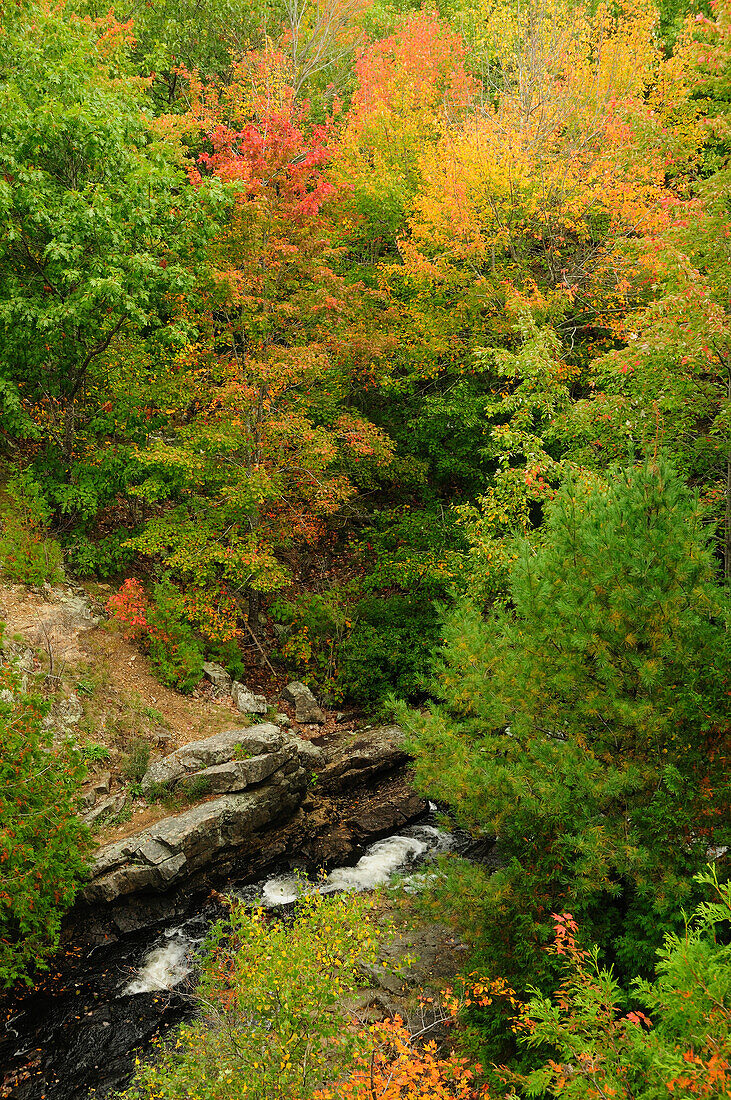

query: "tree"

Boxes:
[400, 458, 731, 989]
[0, 664, 91, 988]
[0, 2, 210, 480]
[129, 52, 394, 631]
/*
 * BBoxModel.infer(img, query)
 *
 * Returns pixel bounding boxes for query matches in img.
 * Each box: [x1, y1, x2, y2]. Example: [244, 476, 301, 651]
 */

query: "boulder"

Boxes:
[202, 662, 233, 693]
[231, 682, 268, 715]
[281, 681, 325, 724]
[140, 724, 282, 795]
[177, 752, 289, 796]
[317, 726, 409, 792]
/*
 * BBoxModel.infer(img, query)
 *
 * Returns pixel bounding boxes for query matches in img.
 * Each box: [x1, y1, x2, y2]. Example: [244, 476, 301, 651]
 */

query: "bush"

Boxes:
[119, 891, 385, 1100]
[0, 473, 63, 584]
[64, 530, 135, 579]
[508, 868, 731, 1100]
[338, 594, 442, 705]
[107, 577, 205, 694]
[0, 666, 92, 987]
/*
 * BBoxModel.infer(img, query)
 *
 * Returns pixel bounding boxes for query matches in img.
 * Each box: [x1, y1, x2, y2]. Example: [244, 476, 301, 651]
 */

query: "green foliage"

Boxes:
[508, 867, 731, 1100]
[146, 582, 205, 694]
[339, 593, 442, 706]
[119, 890, 385, 1100]
[0, 666, 92, 988]
[121, 737, 151, 784]
[271, 591, 350, 698]
[64, 530, 135, 579]
[0, 2, 214, 466]
[401, 458, 731, 993]
[82, 741, 111, 764]
[0, 474, 64, 584]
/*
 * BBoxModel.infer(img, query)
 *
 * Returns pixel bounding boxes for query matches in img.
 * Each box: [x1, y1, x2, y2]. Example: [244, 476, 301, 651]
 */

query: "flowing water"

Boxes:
[1, 819, 459, 1099]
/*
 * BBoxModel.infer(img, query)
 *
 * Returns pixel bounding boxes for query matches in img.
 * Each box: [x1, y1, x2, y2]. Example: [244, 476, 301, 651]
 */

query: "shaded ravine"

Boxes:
[0, 818, 463, 1100]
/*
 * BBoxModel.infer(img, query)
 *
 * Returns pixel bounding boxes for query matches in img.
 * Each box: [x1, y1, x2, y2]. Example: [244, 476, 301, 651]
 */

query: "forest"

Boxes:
[0, 0, 730, 1093]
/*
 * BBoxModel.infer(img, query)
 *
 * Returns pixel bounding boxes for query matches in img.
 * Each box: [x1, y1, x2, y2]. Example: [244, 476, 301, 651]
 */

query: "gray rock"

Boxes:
[140, 724, 282, 795]
[83, 781, 305, 904]
[318, 726, 409, 792]
[288, 737, 324, 769]
[281, 681, 325, 724]
[202, 662, 233, 692]
[80, 771, 112, 809]
[275, 712, 291, 727]
[83, 792, 126, 827]
[231, 682, 268, 715]
[177, 752, 288, 795]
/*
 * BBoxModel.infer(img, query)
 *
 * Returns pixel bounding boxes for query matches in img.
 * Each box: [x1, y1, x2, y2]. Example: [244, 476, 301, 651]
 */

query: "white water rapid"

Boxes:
[122, 823, 455, 996]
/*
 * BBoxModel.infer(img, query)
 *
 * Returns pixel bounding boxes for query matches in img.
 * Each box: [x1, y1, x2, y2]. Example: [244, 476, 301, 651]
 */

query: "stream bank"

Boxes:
[1, 721, 483, 1100]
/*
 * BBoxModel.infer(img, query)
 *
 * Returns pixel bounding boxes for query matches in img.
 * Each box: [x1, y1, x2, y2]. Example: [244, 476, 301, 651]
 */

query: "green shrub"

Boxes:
[146, 581, 205, 694]
[271, 591, 349, 699]
[64, 530, 135, 579]
[0, 667, 92, 987]
[338, 593, 442, 705]
[0, 473, 63, 584]
[121, 737, 151, 783]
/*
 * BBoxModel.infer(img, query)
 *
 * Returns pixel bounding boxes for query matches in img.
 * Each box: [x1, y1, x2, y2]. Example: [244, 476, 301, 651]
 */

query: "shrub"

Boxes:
[119, 891, 386, 1100]
[64, 530, 135, 579]
[0, 473, 63, 584]
[507, 868, 731, 1100]
[0, 667, 92, 987]
[107, 578, 205, 694]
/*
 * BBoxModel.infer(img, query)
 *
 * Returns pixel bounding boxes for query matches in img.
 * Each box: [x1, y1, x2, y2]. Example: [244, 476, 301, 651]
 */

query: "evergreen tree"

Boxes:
[400, 458, 731, 989]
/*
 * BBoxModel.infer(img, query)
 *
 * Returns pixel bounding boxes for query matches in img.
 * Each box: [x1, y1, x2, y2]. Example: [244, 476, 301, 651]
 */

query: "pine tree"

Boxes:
[401, 457, 731, 988]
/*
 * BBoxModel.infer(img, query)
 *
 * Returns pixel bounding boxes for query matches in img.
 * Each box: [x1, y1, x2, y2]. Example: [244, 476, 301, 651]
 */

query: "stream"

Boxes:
[1, 818, 460, 1100]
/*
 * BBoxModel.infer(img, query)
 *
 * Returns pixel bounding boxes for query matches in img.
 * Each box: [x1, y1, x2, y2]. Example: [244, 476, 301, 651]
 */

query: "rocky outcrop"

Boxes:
[78, 723, 427, 929]
[139, 724, 285, 796]
[85, 724, 318, 905]
[317, 726, 410, 792]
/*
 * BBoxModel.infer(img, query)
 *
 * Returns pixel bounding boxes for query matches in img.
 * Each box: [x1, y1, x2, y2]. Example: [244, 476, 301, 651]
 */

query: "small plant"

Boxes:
[121, 737, 151, 784]
[75, 678, 96, 697]
[141, 705, 164, 725]
[181, 775, 212, 803]
[233, 743, 253, 761]
[82, 742, 111, 764]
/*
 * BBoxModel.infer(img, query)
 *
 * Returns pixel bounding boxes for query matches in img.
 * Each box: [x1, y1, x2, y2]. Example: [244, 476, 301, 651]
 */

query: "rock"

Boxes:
[318, 726, 409, 792]
[80, 771, 112, 809]
[281, 681, 325, 724]
[202, 662, 233, 693]
[140, 724, 282, 795]
[289, 737, 324, 769]
[83, 777, 306, 904]
[177, 752, 288, 796]
[275, 712, 291, 727]
[231, 681, 268, 715]
[83, 792, 126, 827]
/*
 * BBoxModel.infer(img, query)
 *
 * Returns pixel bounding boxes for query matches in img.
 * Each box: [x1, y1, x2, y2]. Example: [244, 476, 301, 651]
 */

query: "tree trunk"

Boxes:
[63, 398, 75, 467]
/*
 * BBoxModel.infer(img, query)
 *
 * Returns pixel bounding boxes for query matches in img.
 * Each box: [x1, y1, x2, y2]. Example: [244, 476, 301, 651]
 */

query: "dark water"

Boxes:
[0, 820, 465, 1099]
